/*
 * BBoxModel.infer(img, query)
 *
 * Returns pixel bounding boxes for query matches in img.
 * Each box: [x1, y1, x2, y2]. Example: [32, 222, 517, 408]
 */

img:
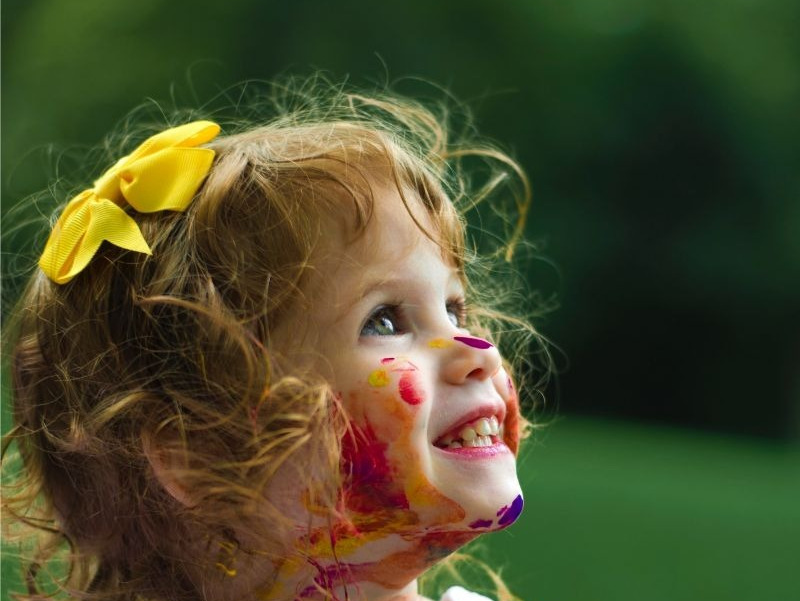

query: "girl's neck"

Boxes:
[264, 530, 477, 601]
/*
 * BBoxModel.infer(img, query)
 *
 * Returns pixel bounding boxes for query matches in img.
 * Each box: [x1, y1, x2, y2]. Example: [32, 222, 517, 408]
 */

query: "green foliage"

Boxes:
[4, 0, 798, 438]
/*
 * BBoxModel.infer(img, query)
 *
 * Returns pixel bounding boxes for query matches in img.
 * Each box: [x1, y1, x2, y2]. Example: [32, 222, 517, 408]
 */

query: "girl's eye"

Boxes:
[360, 305, 406, 337]
[446, 299, 467, 328]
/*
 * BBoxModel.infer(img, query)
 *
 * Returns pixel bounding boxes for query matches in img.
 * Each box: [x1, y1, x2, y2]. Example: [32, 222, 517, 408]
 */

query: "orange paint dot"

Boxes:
[368, 369, 391, 387]
[428, 338, 452, 349]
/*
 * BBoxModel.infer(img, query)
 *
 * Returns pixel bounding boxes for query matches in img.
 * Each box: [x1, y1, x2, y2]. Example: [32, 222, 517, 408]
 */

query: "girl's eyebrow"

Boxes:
[357, 276, 410, 299]
[329, 276, 409, 323]
[345, 270, 464, 314]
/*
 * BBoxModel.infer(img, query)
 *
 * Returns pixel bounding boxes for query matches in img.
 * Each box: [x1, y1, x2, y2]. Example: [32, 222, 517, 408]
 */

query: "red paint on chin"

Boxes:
[398, 372, 424, 405]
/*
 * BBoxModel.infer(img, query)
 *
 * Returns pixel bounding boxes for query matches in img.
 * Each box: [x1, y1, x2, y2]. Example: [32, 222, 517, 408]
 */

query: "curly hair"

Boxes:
[2, 75, 546, 601]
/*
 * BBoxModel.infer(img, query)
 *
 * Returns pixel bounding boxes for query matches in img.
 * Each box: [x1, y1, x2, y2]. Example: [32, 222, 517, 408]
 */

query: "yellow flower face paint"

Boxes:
[427, 338, 452, 348]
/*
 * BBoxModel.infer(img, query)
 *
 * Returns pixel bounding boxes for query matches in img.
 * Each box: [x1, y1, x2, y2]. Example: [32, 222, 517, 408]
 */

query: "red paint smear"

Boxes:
[504, 375, 521, 455]
[453, 335, 493, 349]
[398, 372, 424, 405]
[305, 519, 361, 549]
[298, 529, 476, 597]
[469, 518, 493, 529]
[300, 561, 352, 598]
[381, 357, 395, 364]
[306, 530, 476, 596]
[340, 424, 409, 513]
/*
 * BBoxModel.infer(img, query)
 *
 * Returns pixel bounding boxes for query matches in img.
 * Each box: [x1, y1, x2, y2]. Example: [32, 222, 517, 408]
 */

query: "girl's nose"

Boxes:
[440, 335, 503, 384]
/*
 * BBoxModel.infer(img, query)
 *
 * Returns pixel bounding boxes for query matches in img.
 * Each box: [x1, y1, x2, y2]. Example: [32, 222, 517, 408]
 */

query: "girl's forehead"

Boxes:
[306, 191, 456, 297]
[347, 184, 456, 270]
[298, 175, 463, 308]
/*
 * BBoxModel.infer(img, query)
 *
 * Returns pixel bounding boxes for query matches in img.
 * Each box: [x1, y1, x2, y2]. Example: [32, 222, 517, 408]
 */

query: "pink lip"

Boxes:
[432, 402, 506, 445]
[434, 442, 511, 459]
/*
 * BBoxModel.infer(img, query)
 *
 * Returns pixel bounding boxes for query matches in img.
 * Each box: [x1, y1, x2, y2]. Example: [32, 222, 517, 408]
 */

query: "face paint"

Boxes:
[367, 369, 390, 387]
[453, 335, 494, 349]
[468, 518, 494, 529]
[341, 420, 410, 514]
[398, 372, 424, 405]
[274, 363, 522, 601]
[342, 383, 466, 528]
[496, 494, 524, 527]
[296, 529, 477, 597]
[265, 185, 524, 600]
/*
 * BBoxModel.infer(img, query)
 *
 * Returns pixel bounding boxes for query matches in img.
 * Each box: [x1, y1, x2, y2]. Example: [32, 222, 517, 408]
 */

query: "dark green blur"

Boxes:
[2, 0, 799, 599]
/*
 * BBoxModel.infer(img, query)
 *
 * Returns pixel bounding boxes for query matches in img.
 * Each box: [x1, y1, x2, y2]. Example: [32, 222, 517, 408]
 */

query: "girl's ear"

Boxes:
[142, 431, 195, 507]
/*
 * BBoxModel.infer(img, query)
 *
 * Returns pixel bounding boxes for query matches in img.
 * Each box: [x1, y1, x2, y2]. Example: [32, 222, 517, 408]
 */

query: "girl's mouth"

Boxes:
[433, 415, 504, 450]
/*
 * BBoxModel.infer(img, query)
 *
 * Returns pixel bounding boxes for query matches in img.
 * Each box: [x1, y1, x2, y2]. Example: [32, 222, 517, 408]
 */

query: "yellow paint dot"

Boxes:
[428, 338, 452, 348]
[368, 369, 390, 387]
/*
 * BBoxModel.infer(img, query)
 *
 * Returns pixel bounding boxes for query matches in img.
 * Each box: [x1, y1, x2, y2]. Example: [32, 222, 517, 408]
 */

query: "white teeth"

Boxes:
[438, 415, 504, 449]
[455, 434, 493, 449]
[459, 427, 477, 442]
[436, 415, 505, 449]
[475, 418, 492, 436]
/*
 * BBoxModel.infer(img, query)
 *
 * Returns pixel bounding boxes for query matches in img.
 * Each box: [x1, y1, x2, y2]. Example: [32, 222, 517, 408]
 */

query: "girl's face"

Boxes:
[271, 181, 523, 594]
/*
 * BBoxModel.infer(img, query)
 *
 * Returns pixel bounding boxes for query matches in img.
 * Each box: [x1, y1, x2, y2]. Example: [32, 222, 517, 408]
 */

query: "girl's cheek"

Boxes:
[366, 359, 425, 409]
[492, 368, 520, 455]
[354, 360, 424, 441]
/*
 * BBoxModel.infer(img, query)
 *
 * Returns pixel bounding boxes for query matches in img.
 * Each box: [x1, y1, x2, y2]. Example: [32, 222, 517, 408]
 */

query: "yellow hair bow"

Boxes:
[39, 121, 221, 284]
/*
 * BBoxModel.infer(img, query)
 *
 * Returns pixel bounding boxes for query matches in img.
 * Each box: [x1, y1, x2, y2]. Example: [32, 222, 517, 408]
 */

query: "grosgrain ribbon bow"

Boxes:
[39, 121, 221, 284]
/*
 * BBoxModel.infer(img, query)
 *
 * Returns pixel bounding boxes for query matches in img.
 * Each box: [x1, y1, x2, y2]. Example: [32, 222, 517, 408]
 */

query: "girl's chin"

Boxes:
[428, 478, 523, 534]
[457, 485, 524, 533]
[429, 447, 521, 520]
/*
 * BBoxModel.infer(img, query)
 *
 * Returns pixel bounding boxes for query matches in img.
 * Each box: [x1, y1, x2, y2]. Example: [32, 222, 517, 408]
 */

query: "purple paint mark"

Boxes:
[299, 558, 357, 598]
[453, 336, 494, 350]
[497, 494, 524, 527]
[469, 518, 494, 529]
[381, 357, 395, 364]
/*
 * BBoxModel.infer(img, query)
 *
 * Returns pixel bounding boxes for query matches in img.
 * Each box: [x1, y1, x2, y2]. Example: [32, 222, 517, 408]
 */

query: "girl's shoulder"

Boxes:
[438, 586, 495, 601]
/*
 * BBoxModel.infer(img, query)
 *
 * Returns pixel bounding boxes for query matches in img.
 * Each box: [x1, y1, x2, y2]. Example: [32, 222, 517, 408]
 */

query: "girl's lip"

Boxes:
[433, 441, 512, 459]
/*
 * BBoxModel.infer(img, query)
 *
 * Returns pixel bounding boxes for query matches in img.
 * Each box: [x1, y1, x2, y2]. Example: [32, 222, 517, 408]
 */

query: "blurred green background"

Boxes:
[2, 0, 799, 599]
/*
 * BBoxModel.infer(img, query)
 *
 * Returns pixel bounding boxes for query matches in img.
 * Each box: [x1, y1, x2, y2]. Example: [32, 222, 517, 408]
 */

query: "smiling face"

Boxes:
[268, 178, 523, 597]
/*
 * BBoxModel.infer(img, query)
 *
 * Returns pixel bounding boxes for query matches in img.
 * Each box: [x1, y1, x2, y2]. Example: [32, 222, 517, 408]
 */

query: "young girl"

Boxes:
[3, 78, 543, 601]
